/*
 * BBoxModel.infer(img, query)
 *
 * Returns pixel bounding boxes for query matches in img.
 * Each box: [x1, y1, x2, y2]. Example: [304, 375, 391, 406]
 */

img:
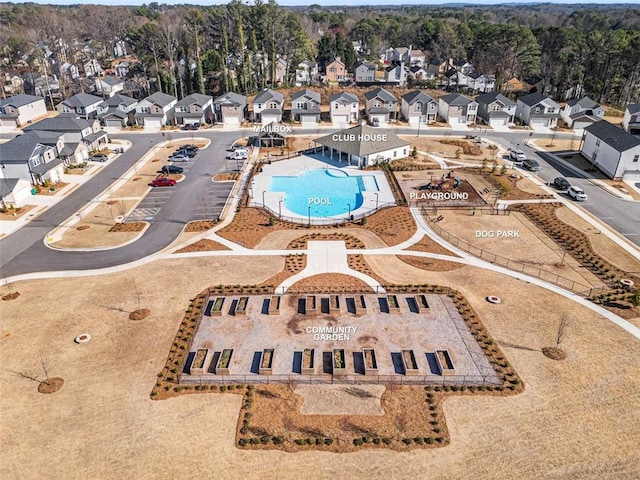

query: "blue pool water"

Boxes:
[269, 168, 379, 218]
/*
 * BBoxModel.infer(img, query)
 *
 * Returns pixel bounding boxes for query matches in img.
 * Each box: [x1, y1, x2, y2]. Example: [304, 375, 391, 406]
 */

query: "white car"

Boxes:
[508, 148, 526, 162]
[568, 185, 588, 201]
[226, 150, 248, 160]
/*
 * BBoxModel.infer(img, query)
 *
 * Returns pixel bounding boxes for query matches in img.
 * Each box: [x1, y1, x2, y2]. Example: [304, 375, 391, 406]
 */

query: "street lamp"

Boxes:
[374, 192, 379, 209]
[417, 119, 421, 137]
[278, 199, 283, 218]
[262, 190, 266, 207]
[308, 205, 311, 226]
[347, 203, 351, 218]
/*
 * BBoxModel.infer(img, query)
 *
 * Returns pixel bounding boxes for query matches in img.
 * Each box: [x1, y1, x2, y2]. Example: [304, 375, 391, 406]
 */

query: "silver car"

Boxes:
[169, 154, 189, 162]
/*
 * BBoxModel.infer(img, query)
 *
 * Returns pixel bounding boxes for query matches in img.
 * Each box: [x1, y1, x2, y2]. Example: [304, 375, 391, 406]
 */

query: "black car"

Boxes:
[522, 159, 542, 171]
[161, 165, 184, 174]
[553, 177, 571, 190]
[181, 144, 199, 151]
[175, 149, 197, 158]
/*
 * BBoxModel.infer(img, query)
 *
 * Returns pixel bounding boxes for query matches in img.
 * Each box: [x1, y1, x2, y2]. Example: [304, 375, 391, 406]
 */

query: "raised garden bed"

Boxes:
[305, 295, 318, 315]
[415, 294, 429, 312]
[435, 350, 455, 376]
[401, 350, 419, 376]
[332, 349, 347, 375]
[387, 294, 400, 312]
[355, 294, 367, 316]
[190, 348, 213, 376]
[302, 348, 315, 375]
[235, 296, 249, 316]
[329, 294, 340, 313]
[211, 297, 225, 316]
[363, 348, 378, 376]
[259, 349, 274, 375]
[268, 295, 281, 315]
[216, 349, 233, 375]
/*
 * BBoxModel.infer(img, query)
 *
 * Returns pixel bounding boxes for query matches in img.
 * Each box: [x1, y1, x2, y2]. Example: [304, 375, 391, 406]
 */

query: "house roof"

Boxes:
[291, 89, 320, 104]
[100, 76, 123, 86]
[175, 93, 212, 108]
[315, 124, 409, 157]
[584, 121, 640, 152]
[410, 49, 425, 57]
[253, 89, 283, 104]
[0, 94, 44, 109]
[0, 132, 55, 163]
[409, 66, 426, 74]
[327, 58, 346, 68]
[31, 157, 63, 175]
[61, 92, 103, 108]
[329, 92, 358, 104]
[98, 93, 137, 109]
[144, 92, 176, 108]
[24, 117, 93, 133]
[626, 103, 640, 115]
[214, 92, 247, 106]
[518, 92, 559, 108]
[364, 87, 397, 103]
[0, 178, 21, 198]
[83, 130, 108, 143]
[476, 92, 515, 106]
[566, 96, 600, 109]
[98, 109, 128, 120]
[402, 90, 435, 105]
[355, 61, 376, 70]
[440, 93, 474, 106]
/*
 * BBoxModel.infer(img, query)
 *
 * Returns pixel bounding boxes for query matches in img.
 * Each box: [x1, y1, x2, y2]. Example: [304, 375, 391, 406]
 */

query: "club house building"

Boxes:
[314, 124, 410, 168]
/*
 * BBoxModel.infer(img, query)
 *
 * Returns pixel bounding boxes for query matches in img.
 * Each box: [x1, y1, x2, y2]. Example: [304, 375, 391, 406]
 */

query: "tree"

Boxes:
[184, 9, 206, 94]
[316, 33, 334, 70]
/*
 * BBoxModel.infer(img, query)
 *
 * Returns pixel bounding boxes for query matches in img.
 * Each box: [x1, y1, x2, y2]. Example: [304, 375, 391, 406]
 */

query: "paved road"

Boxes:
[0, 131, 242, 277]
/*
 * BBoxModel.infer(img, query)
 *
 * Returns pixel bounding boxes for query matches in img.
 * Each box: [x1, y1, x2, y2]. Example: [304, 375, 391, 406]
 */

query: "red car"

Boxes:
[151, 177, 176, 187]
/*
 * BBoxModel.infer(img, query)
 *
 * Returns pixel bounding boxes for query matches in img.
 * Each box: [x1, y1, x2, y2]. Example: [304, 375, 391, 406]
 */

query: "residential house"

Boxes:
[290, 89, 321, 125]
[355, 61, 377, 84]
[83, 59, 104, 77]
[56, 93, 103, 119]
[409, 49, 426, 67]
[273, 57, 289, 85]
[33, 75, 60, 98]
[134, 92, 177, 128]
[325, 57, 347, 83]
[2, 73, 24, 96]
[95, 76, 124, 98]
[401, 90, 438, 126]
[24, 116, 108, 154]
[0, 94, 48, 128]
[445, 69, 469, 91]
[213, 92, 247, 126]
[515, 92, 561, 128]
[252, 88, 284, 125]
[438, 93, 478, 126]
[467, 73, 495, 93]
[174, 93, 213, 126]
[329, 92, 359, 126]
[97, 93, 138, 128]
[295, 61, 318, 86]
[475, 92, 516, 128]
[501, 78, 531, 95]
[0, 131, 65, 185]
[560, 96, 604, 129]
[364, 87, 398, 125]
[384, 63, 407, 87]
[581, 120, 640, 179]
[0, 178, 32, 208]
[113, 61, 131, 78]
[622, 104, 640, 135]
[385, 47, 411, 64]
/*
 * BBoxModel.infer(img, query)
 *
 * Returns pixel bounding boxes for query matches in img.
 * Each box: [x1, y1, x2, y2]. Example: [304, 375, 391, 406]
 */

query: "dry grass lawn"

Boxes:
[399, 136, 497, 163]
[530, 138, 581, 152]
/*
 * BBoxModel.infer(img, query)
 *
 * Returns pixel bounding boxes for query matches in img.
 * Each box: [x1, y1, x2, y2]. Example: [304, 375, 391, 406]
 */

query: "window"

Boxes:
[416, 101, 422, 111]
[394, 151, 397, 157]
[374, 101, 381, 108]
[330, 67, 336, 73]
[596, 139, 601, 147]
[633, 155, 639, 163]
[492, 105, 501, 111]
[257, 104, 262, 109]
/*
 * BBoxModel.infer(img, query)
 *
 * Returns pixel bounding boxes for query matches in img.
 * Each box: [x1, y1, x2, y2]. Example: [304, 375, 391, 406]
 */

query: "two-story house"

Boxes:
[95, 76, 124, 98]
[401, 91, 438, 126]
[325, 57, 347, 83]
[560, 96, 605, 130]
[174, 93, 213, 127]
[213, 92, 247, 126]
[252, 88, 284, 125]
[384, 63, 407, 87]
[97, 93, 138, 128]
[0, 94, 48, 128]
[295, 61, 318, 86]
[273, 57, 289, 85]
[515, 92, 561, 128]
[581, 120, 640, 179]
[329, 92, 359, 127]
[467, 73, 495, 93]
[622, 104, 640, 135]
[0, 131, 65, 185]
[409, 49, 426, 67]
[438, 93, 478, 126]
[354, 61, 377, 84]
[56, 93, 103, 119]
[445, 70, 469, 91]
[475, 92, 516, 128]
[290, 89, 321, 126]
[364, 87, 398, 126]
[134, 92, 177, 128]
[24, 116, 108, 153]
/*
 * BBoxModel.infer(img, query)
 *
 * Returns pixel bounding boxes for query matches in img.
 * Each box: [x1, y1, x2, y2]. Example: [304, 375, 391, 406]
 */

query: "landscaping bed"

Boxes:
[288, 233, 365, 249]
[213, 172, 240, 182]
[405, 235, 460, 257]
[397, 255, 465, 272]
[184, 220, 219, 232]
[109, 222, 146, 233]
[175, 239, 230, 253]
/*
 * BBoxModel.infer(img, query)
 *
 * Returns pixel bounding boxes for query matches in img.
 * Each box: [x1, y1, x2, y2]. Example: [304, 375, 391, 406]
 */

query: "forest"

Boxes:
[0, 1, 639, 107]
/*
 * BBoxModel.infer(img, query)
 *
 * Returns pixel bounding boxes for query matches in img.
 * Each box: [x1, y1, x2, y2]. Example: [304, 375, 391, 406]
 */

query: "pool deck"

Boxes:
[250, 154, 396, 223]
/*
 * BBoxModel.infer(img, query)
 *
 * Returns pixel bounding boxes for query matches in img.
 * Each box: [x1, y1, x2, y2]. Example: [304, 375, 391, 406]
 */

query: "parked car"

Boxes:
[181, 123, 200, 131]
[175, 149, 197, 158]
[226, 150, 248, 160]
[227, 144, 247, 152]
[370, 118, 380, 127]
[568, 185, 588, 201]
[522, 159, 542, 171]
[90, 154, 108, 162]
[151, 177, 176, 187]
[553, 177, 571, 190]
[161, 165, 184, 174]
[508, 148, 526, 162]
[181, 144, 199, 151]
[169, 154, 189, 162]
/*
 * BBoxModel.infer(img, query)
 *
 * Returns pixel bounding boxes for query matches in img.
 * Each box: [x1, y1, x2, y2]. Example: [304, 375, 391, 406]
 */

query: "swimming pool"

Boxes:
[269, 168, 380, 218]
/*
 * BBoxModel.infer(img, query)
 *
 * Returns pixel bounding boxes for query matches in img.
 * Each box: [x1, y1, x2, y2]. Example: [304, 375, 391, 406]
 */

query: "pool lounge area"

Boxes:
[249, 155, 396, 224]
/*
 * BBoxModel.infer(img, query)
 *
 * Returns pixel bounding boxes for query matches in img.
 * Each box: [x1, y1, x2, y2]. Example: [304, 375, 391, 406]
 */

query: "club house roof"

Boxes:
[315, 124, 409, 158]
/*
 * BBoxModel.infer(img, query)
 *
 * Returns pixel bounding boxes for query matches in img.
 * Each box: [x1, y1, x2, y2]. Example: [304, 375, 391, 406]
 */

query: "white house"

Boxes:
[581, 121, 640, 179]
[56, 93, 103, 119]
[295, 61, 318, 86]
[252, 88, 284, 125]
[401, 90, 437, 126]
[515, 92, 561, 128]
[0, 94, 48, 128]
[95, 76, 124, 98]
[560, 96, 604, 129]
[0, 131, 65, 185]
[622, 103, 640, 135]
[467, 73, 495, 93]
[329, 92, 359, 127]
[0, 178, 32, 208]
[383, 63, 407, 87]
[475, 92, 516, 128]
[97, 93, 138, 128]
[24, 116, 108, 154]
[438, 93, 478, 126]
[135, 92, 177, 128]
[174, 93, 213, 126]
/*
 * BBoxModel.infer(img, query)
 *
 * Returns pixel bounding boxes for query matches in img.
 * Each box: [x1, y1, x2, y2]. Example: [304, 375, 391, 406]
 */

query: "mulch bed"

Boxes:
[129, 308, 151, 321]
[184, 220, 219, 232]
[397, 255, 465, 272]
[175, 239, 231, 253]
[2, 292, 20, 301]
[213, 173, 239, 182]
[76, 225, 90, 231]
[542, 347, 566, 360]
[109, 222, 146, 233]
[38, 378, 64, 394]
[405, 235, 460, 257]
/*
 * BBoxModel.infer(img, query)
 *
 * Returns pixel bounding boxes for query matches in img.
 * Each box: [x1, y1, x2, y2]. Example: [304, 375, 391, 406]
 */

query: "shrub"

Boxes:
[260, 436, 271, 444]
[382, 437, 392, 445]
[238, 438, 248, 447]
[353, 438, 364, 446]
[249, 438, 260, 445]
[273, 436, 285, 445]
[373, 437, 381, 445]
[324, 438, 333, 445]
[363, 436, 372, 443]
[402, 438, 413, 445]
[240, 426, 248, 435]
[425, 437, 434, 444]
